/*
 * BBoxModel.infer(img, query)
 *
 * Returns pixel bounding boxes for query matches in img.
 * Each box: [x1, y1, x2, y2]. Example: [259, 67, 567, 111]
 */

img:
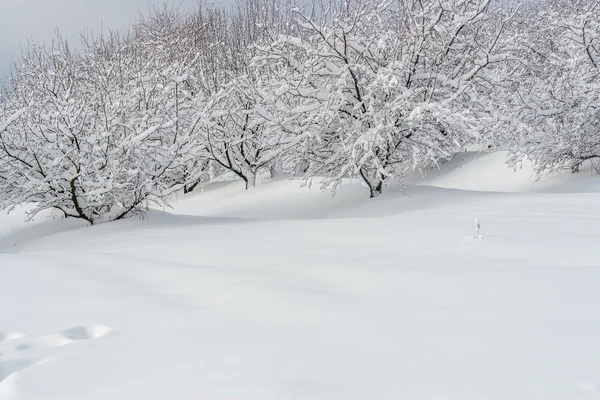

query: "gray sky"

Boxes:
[0, 0, 205, 83]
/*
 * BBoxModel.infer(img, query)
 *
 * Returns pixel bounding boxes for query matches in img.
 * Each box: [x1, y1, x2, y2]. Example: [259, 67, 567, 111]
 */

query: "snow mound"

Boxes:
[413, 150, 600, 193]
[0, 325, 116, 399]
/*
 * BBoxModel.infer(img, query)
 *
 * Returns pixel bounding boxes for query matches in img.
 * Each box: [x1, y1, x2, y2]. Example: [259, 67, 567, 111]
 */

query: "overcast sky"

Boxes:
[0, 0, 210, 82]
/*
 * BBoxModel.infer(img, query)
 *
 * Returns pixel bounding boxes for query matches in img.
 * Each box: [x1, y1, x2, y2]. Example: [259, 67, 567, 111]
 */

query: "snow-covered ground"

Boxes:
[2, 151, 600, 400]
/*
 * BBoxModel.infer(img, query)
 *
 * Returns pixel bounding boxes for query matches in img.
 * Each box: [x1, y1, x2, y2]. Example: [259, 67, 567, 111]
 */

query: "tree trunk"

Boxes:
[295, 161, 309, 177]
[69, 177, 94, 224]
[245, 171, 256, 190]
[183, 179, 202, 194]
[359, 168, 384, 198]
[270, 164, 278, 179]
[370, 178, 383, 198]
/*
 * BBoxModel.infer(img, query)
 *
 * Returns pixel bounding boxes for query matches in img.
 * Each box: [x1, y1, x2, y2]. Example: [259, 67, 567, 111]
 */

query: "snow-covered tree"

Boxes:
[182, 0, 299, 189]
[258, 0, 520, 197]
[200, 71, 309, 188]
[0, 33, 201, 224]
[505, 0, 600, 175]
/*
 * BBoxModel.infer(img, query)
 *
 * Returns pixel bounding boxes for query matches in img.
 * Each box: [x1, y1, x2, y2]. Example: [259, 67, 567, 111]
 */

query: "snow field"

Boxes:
[1, 152, 600, 399]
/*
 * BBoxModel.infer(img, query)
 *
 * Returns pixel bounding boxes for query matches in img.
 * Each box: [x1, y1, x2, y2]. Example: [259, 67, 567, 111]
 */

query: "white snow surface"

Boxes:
[2, 151, 600, 400]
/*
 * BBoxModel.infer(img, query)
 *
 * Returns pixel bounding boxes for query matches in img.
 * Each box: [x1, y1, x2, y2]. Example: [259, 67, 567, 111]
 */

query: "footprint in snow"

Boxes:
[0, 325, 116, 398]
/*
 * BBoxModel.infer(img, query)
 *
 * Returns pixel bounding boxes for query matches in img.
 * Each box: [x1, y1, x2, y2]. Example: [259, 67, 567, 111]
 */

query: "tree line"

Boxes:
[0, 0, 597, 224]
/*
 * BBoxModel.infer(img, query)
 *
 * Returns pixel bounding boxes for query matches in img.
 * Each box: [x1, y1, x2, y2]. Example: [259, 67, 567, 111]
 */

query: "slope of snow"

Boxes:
[412, 150, 600, 193]
[0, 205, 86, 250]
[2, 152, 600, 400]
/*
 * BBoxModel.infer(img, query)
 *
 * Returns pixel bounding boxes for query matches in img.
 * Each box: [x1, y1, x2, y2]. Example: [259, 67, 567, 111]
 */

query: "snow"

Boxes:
[2, 152, 600, 400]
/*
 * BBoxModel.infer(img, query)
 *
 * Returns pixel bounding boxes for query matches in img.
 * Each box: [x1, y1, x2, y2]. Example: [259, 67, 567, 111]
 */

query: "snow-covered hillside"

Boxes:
[1, 152, 600, 400]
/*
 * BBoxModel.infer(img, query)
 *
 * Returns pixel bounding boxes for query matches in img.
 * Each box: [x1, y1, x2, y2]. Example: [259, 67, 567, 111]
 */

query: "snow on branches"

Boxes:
[504, 0, 600, 175]
[0, 33, 201, 223]
[257, 0, 517, 196]
[1, 0, 599, 224]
